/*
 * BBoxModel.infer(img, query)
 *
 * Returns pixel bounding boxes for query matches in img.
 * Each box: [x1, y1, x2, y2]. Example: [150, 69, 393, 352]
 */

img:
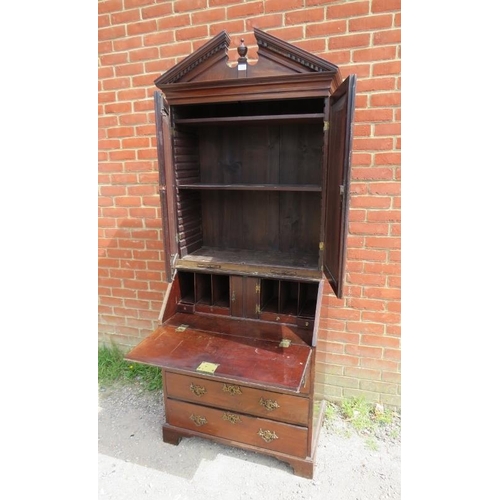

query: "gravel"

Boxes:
[98, 383, 401, 500]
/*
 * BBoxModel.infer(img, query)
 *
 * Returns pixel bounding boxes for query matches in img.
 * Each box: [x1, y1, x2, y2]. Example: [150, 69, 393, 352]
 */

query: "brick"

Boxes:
[373, 60, 401, 76]
[384, 348, 401, 361]
[113, 36, 143, 52]
[115, 62, 144, 77]
[372, 0, 401, 13]
[360, 357, 398, 371]
[374, 124, 401, 137]
[157, 14, 190, 30]
[293, 38, 326, 54]
[285, 7, 324, 25]
[99, 25, 126, 41]
[99, 139, 121, 150]
[316, 352, 359, 367]
[98, 91, 116, 104]
[349, 222, 388, 235]
[98, 0, 123, 14]
[210, 19, 245, 37]
[352, 167, 394, 181]
[359, 380, 398, 395]
[228, 1, 264, 18]
[111, 10, 140, 25]
[345, 344, 383, 358]
[110, 150, 136, 161]
[368, 182, 400, 195]
[374, 151, 401, 166]
[347, 249, 387, 261]
[267, 26, 304, 41]
[344, 366, 381, 381]
[349, 14, 393, 32]
[362, 312, 400, 325]
[328, 33, 370, 50]
[99, 53, 129, 70]
[177, 25, 209, 41]
[100, 185, 126, 196]
[353, 46, 397, 62]
[353, 138, 394, 151]
[142, 3, 173, 18]
[373, 29, 401, 45]
[102, 77, 131, 90]
[357, 77, 396, 92]
[343, 388, 380, 403]
[346, 321, 385, 334]
[365, 236, 400, 250]
[127, 20, 157, 36]
[371, 92, 401, 107]
[192, 7, 226, 24]
[129, 47, 160, 61]
[266, 0, 303, 13]
[246, 14, 283, 31]
[306, 20, 346, 37]
[355, 108, 393, 123]
[118, 88, 147, 101]
[326, 1, 369, 18]
[348, 298, 385, 311]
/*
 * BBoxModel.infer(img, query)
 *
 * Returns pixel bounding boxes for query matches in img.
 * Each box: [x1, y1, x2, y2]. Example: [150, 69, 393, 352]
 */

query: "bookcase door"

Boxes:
[323, 75, 356, 298]
[155, 91, 178, 282]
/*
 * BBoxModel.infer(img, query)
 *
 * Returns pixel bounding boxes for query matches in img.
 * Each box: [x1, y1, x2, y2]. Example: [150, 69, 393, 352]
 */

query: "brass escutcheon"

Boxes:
[222, 384, 242, 395]
[258, 428, 278, 443]
[222, 412, 241, 424]
[190, 383, 207, 397]
[190, 414, 207, 427]
[259, 397, 280, 412]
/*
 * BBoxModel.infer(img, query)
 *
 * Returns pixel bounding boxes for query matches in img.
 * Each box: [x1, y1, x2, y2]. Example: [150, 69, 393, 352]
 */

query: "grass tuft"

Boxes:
[98, 344, 162, 391]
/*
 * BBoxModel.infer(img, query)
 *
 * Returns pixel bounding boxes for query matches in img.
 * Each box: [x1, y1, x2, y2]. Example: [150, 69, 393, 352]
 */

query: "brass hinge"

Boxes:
[279, 339, 291, 348]
[255, 284, 260, 293]
[319, 242, 324, 250]
[256, 304, 261, 315]
[159, 185, 167, 192]
[323, 121, 330, 132]
[175, 324, 189, 332]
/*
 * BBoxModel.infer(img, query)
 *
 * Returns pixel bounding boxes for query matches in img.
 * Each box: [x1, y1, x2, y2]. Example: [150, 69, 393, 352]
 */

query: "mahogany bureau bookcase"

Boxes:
[125, 28, 356, 479]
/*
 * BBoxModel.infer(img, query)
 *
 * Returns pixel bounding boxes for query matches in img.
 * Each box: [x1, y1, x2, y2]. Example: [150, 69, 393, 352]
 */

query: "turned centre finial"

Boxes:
[237, 38, 248, 59]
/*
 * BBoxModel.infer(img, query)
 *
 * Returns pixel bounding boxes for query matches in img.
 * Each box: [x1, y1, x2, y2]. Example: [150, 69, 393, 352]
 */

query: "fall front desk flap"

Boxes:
[125, 313, 312, 393]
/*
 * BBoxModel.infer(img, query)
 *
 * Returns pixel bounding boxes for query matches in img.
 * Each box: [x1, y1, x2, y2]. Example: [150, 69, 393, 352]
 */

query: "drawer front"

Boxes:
[165, 372, 309, 426]
[167, 398, 308, 458]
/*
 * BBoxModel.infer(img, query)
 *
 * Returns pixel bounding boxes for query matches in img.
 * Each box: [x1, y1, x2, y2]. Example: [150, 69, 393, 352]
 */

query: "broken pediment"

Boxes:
[154, 28, 341, 87]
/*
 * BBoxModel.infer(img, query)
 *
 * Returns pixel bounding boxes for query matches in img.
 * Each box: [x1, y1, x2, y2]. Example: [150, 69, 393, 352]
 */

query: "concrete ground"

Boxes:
[98, 384, 401, 500]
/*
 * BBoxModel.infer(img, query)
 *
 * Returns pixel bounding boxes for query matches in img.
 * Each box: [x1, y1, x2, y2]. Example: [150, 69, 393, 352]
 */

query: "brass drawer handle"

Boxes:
[258, 428, 278, 443]
[259, 397, 280, 412]
[222, 412, 241, 424]
[190, 383, 207, 397]
[222, 384, 242, 395]
[190, 414, 207, 427]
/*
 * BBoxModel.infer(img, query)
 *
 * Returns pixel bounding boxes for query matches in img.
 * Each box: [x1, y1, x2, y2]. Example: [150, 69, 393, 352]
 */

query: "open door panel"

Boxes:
[323, 75, 356, 298]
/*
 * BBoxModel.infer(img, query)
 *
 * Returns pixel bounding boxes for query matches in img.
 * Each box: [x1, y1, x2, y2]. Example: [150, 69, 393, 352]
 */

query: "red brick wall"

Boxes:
[98, 0, 401, 407]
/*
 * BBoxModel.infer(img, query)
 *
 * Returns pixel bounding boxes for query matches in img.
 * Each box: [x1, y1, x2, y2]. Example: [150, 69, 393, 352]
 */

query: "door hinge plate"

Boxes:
[323, 121, 329, 131]
[279, 339, 291, 348]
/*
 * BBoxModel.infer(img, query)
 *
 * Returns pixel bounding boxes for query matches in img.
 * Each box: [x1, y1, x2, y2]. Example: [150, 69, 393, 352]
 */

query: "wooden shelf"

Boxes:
[175, 113, 324, 126]
[178, 183, 322, 192]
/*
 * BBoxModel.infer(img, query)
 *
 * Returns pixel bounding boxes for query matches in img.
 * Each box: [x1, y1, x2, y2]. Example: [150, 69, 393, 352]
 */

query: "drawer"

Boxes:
[167, 398, 308, 458]
[165, 372, 309, 426]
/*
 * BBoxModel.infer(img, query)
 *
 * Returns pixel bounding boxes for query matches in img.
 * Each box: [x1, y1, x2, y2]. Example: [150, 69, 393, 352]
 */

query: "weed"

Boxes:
[98, 344, 162, 391]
